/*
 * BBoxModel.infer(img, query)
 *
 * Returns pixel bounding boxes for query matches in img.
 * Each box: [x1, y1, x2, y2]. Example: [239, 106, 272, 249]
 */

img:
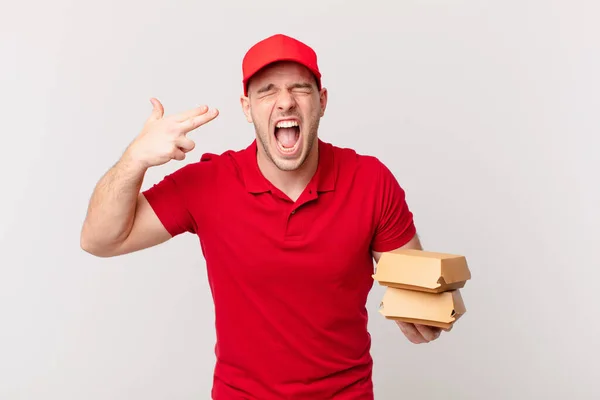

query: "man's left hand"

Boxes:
[396, 321, 442, 344]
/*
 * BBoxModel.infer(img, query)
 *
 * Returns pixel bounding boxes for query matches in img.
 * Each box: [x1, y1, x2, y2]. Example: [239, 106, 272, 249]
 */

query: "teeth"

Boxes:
[275, 120, 299, 128]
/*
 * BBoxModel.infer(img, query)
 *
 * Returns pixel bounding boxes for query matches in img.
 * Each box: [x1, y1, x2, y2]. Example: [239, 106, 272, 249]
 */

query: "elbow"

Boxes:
[80, 237, 104, 257]
[80, 232, 116, 258]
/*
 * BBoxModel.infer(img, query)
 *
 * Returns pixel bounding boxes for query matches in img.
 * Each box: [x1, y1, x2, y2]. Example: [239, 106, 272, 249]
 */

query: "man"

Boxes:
[80, 33, 442, 399]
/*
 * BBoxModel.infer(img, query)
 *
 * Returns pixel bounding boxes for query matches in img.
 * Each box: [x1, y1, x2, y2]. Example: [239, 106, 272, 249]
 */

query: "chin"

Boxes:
[273, 157, 306, 172]
[269, 143, 307, 171]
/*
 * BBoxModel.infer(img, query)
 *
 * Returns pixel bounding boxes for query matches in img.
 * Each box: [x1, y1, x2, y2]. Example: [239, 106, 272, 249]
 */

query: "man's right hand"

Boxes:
[81, 98, 219, 257]
[124, 98, 219, 170]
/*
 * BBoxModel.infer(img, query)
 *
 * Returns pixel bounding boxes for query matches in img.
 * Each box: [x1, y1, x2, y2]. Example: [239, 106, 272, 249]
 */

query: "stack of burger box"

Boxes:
[372, 249, 471, 331]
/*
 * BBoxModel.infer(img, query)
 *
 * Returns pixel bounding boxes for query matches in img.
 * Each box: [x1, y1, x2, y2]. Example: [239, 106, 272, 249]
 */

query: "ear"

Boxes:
[319, 87, 328, 117]
[240, 95, 253, 123]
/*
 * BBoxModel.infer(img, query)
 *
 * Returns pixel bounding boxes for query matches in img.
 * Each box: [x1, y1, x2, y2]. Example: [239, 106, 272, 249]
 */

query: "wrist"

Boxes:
[120, 149, 150, 176]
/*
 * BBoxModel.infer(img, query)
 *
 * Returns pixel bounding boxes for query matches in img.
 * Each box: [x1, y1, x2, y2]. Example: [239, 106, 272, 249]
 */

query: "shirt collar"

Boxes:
[239, 139, 336, 194]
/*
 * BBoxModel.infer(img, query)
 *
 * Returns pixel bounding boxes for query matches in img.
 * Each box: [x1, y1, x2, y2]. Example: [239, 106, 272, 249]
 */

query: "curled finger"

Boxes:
[175, 137, 196, 152]
[396, 321, 427, 344]
[171, 148, 186, 161]
[415, 324, 441, 342]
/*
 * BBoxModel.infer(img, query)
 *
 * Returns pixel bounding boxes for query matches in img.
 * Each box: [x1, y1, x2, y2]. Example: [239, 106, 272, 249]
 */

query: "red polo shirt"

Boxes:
[142, 139, 416, 399]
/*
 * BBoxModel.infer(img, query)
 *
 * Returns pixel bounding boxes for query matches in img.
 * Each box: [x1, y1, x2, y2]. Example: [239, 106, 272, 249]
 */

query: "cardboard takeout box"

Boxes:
[378, 287, 466, 330]
[372, 249, 471, 293]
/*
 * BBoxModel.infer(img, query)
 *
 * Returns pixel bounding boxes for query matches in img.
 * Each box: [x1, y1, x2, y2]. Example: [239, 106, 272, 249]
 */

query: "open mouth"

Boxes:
[274, 120, 301, 154]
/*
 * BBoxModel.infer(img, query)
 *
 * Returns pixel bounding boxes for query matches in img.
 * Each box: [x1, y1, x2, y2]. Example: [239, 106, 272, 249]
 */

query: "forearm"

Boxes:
[80, 152, 147, 254]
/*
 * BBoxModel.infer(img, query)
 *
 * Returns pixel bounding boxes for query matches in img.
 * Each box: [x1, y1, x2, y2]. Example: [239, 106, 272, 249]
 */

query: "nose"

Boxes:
[275, 89, 297, 112]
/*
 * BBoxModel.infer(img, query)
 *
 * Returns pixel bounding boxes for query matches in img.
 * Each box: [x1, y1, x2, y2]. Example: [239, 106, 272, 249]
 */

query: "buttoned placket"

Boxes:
[285, 186, 319, 240]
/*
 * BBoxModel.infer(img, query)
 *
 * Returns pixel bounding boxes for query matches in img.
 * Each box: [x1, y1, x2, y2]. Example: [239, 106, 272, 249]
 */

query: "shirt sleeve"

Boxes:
[141, 163, 203, 237]
[371, 160, 417, 252]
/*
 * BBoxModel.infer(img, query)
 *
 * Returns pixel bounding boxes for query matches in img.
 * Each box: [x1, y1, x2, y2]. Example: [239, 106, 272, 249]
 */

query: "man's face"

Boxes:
[241, 61, 328, 172]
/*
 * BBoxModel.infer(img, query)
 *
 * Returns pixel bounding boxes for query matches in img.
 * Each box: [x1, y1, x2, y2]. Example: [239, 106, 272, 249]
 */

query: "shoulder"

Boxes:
[326, 141, 407, 200]
[327, 141, 391, 178]
[167, 145, 246, 183]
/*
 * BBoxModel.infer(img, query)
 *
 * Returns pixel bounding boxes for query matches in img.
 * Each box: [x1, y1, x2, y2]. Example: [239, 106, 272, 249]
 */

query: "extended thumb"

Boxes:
[149, 98, 164, 119]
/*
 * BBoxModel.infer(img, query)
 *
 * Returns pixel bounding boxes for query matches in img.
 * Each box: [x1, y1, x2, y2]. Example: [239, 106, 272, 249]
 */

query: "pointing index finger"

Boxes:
[180, 108, 219, 134]
[172, 105, 209, 122]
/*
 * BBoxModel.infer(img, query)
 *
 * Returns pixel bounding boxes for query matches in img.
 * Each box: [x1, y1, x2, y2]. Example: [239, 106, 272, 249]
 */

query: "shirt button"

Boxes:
[291, 210, 296, 214]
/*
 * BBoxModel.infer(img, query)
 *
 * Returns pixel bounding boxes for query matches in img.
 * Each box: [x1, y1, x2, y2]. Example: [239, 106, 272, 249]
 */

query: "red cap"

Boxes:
[242, 34, 322, 96]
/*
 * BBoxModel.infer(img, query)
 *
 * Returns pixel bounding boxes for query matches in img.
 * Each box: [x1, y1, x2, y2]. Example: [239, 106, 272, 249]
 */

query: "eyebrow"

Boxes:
[256, 82, 314, 94]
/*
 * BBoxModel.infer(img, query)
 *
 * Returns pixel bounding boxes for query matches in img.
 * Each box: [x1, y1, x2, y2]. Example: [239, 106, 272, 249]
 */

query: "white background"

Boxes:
[2, 0, 599, 399]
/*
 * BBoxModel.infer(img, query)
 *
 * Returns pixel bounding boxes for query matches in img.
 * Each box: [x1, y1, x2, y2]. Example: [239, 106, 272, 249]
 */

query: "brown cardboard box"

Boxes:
[373, 249, 471, 330]
[372, 249, 471, 293]
[378, 287, 466, 330]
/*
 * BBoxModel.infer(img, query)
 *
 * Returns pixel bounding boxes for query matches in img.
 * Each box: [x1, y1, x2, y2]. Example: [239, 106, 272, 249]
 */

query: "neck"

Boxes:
[257, 140, 319, 201]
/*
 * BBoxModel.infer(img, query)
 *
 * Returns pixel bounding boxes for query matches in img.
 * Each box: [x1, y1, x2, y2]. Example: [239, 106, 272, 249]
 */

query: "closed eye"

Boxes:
[289, 83, 314, 93]
[256, 83, 276, 95]
[253, 82, 315, 99]
[292, 88, 312, 95]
